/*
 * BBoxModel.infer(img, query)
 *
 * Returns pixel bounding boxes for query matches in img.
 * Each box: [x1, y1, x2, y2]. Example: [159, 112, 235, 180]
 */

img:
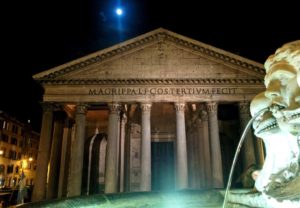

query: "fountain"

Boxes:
[226, 40, 300, 207]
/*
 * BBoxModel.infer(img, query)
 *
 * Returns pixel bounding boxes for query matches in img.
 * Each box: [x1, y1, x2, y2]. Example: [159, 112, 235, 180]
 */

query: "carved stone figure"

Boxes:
[246, 40, 300, 207]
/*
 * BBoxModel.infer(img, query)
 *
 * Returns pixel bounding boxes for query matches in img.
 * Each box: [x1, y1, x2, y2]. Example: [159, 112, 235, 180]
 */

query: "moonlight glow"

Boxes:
[116, 8, 123, 16]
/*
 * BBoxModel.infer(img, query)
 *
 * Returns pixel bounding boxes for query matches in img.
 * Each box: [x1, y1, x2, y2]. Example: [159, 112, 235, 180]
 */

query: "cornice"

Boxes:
[34, 31, 159, 80]
[39, 78, 264, 85]
[34, 28, 265, 81]
[164, 32, 265, 77]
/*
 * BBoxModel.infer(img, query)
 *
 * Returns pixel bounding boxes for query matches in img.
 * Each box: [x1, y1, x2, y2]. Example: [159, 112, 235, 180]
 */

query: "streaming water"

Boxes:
[222, 107, 269, 208]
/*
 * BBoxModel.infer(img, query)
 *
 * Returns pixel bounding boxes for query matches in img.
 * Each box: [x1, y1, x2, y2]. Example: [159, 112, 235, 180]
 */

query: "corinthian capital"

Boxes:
[41, 102, 54, 112]
[75, 104, 88, 114]
[206, 102, 218, 114]
[238, 102, 250, 115]
[200, 110, 208, 121]
[108, 103, 121, 114]
[174, 103, 186, 112]
[140, 103, 152, 112]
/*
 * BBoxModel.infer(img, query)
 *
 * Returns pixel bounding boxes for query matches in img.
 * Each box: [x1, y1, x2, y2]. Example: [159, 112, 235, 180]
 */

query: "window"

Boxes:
[15, 166, 19, 174]
[2, 121, 9, 130]
[17, 152, 21, 160]
[8, 151, 17, 160]
[0, 164, 5, 174]
[10, 137, 17, 145]
[12, 125, 18, 134]
[2, 120, 6, 129]
[8, 150, 13, 159]
[7, 165, 14, 174]
[0, 134, 9, 142]
[19, 140, 23, 147]
[0, 178, 5, 186]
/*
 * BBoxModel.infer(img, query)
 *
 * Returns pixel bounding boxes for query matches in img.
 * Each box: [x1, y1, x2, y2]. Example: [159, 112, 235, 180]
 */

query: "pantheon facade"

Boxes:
[31, 28, 266, 202]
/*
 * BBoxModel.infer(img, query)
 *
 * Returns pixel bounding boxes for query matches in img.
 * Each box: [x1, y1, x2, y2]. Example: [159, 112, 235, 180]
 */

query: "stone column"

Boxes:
[46, 112, 64, 199]
[186, 128, 193, 188]
[32, 102, 54, 202]
[58, 118, 73, 198]
[238, 102, 257, 169]
[174, 103, 188, 190]
[196, 118, 205, 188]
[68, 104, 88, 197]
[190, 129, 198, 189]
[119, 113, 127, 192]
[105, 103, 121, 193]
[200, 110, 212, 188]
[140, 103, 152, 191]
[206, 102, 223, 188]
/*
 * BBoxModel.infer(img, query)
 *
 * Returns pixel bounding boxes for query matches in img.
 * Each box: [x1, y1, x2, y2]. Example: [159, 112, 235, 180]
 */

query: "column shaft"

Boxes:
[32, 103, 54, 202]
[46, 113, 64, 199]
[105, 103, 121, 193]
[140, 103, 152, 191]
[207, 102, 223, 188]
[119, 114, 127, 192]
[175, 103, 188, 189]
[196, 118, 206, 188]
[68, 104, 88, 197]
[201, 110, 212, 187]
[58, 118, 73, 198]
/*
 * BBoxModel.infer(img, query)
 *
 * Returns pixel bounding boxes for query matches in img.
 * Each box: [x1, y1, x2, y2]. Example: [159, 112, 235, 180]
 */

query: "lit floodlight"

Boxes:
[116, 8, 123, 16]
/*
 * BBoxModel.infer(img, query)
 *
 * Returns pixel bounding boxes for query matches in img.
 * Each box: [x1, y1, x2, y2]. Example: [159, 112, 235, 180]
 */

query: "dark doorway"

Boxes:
[151, 142, 175, 191]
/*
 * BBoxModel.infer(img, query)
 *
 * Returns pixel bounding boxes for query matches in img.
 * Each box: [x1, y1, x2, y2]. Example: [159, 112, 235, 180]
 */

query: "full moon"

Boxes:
[116, 8, 123, 16]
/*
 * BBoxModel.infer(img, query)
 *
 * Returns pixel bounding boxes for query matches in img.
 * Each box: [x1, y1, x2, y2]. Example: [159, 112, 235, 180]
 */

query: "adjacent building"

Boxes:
[0, 111, 39, 189]
[31, 28, 266, 202]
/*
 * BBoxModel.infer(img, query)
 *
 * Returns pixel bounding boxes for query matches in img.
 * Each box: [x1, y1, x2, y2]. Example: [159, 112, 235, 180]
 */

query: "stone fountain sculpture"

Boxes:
[228, 40, 300, 207]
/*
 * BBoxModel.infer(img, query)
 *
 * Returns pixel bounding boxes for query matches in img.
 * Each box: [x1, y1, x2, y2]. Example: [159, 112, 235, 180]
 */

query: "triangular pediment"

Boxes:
[34, 28, 265, 84]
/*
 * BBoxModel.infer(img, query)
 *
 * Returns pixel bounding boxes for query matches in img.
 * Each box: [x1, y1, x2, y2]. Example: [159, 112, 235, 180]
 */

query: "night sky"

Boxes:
[1, 0, 299, 131]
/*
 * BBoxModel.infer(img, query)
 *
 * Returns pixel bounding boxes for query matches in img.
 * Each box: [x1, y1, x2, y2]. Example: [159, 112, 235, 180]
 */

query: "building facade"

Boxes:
[32, 28, 266, 202]
[0, 111, 39, 189]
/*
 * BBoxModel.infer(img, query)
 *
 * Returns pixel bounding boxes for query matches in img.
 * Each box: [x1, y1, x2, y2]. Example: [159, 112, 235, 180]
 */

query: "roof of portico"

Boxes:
[33, 28, 265, 85]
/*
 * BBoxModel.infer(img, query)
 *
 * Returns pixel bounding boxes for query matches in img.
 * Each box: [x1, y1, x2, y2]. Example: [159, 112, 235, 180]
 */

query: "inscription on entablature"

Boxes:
[89, 87, 237, 96]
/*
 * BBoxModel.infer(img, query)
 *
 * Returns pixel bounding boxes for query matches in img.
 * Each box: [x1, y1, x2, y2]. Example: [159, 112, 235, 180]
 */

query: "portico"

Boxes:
[31, 28, 265, 201]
